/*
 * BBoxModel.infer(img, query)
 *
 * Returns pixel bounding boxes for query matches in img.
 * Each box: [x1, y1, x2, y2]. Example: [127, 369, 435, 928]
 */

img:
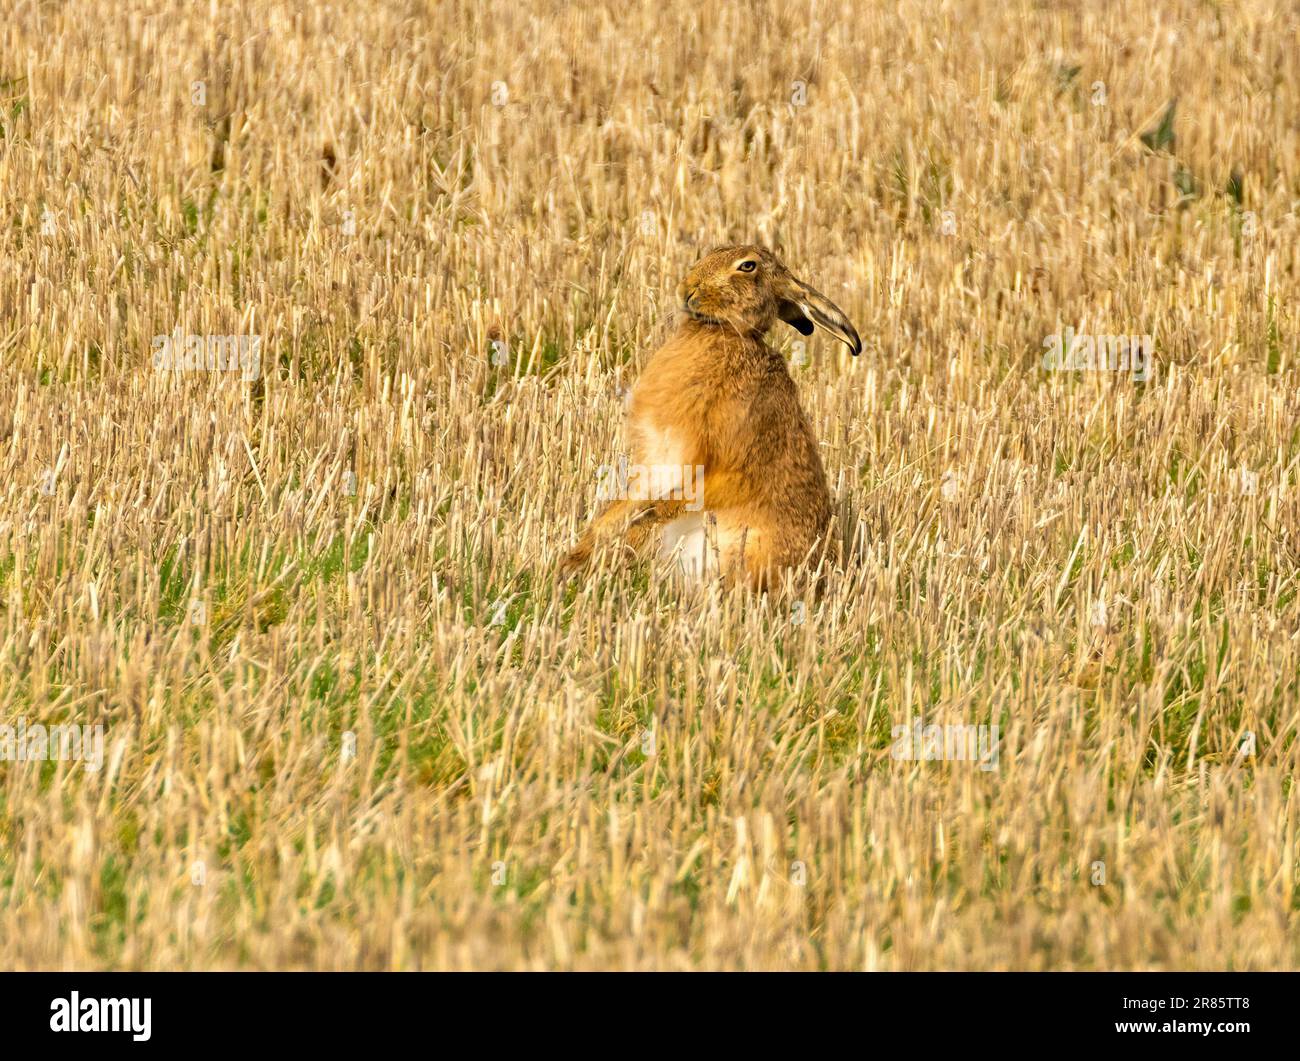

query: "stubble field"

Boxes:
[1, 0, 1299, 969]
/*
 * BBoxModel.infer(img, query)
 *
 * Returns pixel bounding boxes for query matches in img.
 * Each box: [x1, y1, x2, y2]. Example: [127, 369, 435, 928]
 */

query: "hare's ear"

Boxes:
[778, 279, 861, 355]
[778, 302, 815, 336]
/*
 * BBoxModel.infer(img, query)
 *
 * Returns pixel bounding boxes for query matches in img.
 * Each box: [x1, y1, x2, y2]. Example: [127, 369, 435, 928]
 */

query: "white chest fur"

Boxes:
[636, 421, 687, 469]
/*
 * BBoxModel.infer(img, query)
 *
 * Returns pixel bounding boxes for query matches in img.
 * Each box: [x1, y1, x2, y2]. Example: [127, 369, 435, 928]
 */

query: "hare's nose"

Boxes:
[681, 284, 698, 308]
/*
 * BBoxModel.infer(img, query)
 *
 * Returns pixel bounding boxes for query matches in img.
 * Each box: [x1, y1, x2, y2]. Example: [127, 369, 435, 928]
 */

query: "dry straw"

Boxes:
[0, 0, 1297, 969]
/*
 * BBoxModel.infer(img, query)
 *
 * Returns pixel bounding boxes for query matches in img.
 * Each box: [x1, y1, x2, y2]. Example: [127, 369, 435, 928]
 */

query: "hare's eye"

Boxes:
[737, 260, 757, 273]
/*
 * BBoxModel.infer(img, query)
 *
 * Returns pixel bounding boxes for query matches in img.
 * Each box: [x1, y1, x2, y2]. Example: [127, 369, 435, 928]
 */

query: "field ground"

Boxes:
[1, 0, 1299, 969]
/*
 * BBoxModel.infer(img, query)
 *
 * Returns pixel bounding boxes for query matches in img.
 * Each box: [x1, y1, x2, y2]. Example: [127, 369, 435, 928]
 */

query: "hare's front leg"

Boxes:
[560, 498, 685, 576]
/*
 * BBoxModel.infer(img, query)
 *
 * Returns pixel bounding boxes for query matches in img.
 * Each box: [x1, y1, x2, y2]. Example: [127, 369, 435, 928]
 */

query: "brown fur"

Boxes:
[562, 245, 861, 589]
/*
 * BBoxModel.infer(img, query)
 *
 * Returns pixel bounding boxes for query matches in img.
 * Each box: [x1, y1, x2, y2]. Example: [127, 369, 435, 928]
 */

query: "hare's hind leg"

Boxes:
[716, 517, 821, 593]
[740, 530, 832, 595]
[699, 514, 768, 591]
[560, 498, 684, 576]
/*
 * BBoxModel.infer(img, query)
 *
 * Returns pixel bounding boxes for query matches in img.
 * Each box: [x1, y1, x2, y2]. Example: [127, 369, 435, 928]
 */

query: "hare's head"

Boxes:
[677, 245, 861, 355]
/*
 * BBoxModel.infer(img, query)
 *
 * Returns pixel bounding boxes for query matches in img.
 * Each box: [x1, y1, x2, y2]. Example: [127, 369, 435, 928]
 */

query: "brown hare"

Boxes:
[561, 244, 861, 590]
